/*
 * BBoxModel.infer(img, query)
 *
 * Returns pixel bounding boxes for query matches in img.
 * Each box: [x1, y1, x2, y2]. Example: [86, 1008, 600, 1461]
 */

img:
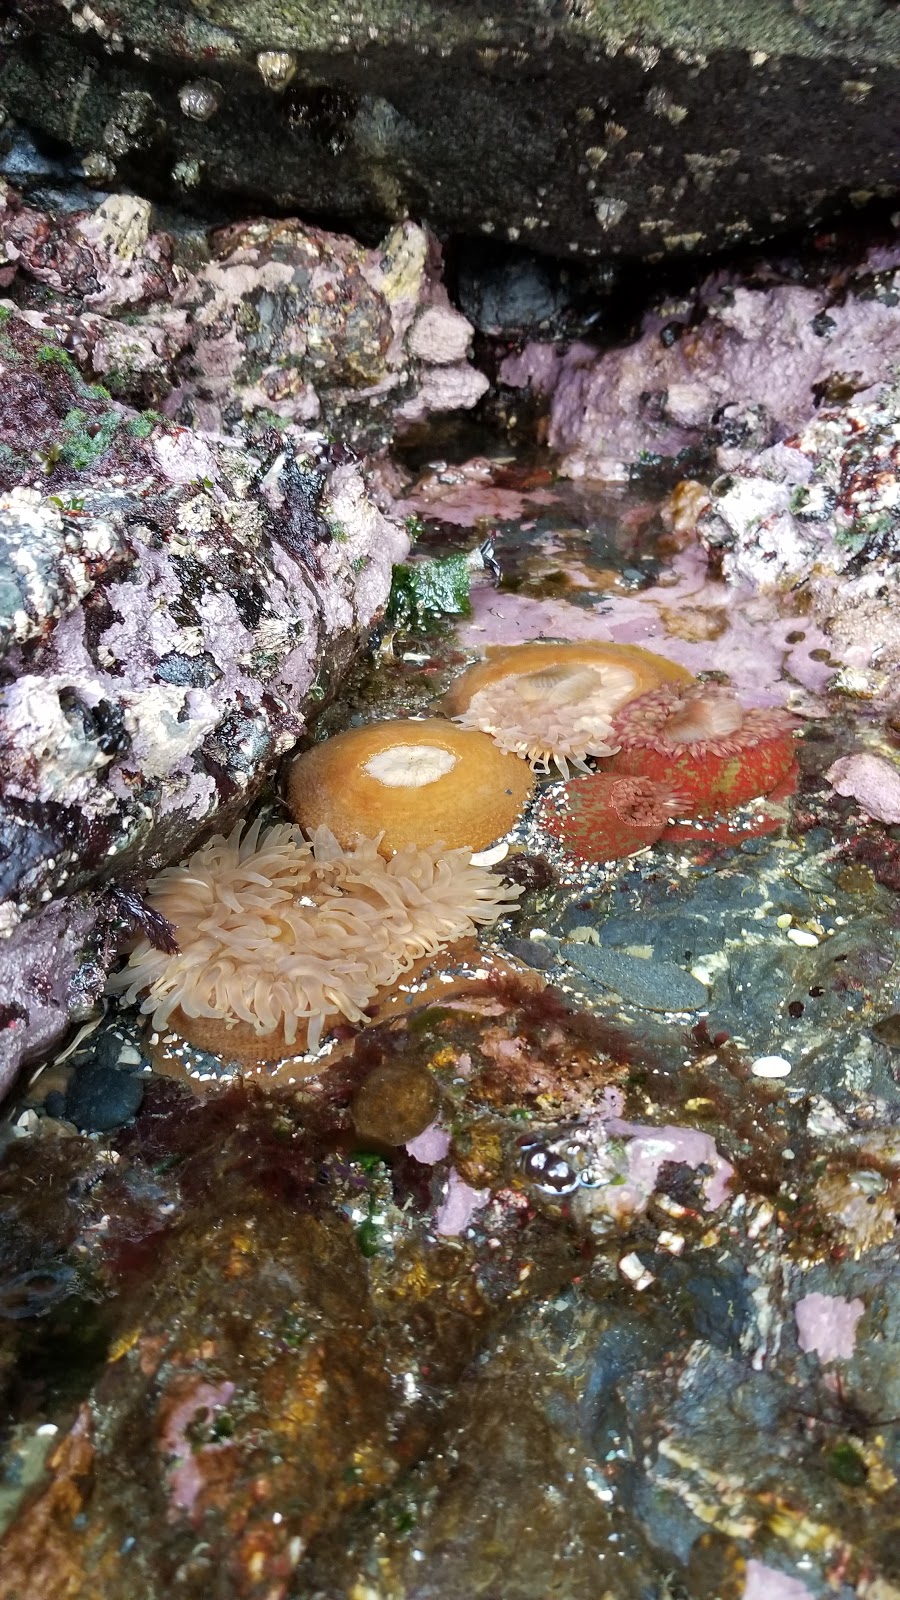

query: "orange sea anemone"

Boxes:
[604, 684, 798, 816]
[286, 718, 534, 855]
[539, 773, 681, 863]
[107, 817, 521, 1061]
[443, 642, 693, 777]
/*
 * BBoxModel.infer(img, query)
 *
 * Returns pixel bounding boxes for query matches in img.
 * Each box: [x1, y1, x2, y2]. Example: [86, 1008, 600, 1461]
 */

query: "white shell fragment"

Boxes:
[469, 841, 510, 867]
[618, 1252, 656, 1290]
[751, 1055, 792, 1078]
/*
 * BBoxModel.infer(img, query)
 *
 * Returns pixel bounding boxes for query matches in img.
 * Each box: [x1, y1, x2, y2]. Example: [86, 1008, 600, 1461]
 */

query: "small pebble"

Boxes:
[786, 928, 819, 947]
[64, 1065, 145, 1132]
[750, 1055, 792, 1079]
[352, 1061, 441, 1146]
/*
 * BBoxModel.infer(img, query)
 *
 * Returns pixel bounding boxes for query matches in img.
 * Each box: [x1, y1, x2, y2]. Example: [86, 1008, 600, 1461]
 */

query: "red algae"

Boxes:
[604, 683, 798, 816]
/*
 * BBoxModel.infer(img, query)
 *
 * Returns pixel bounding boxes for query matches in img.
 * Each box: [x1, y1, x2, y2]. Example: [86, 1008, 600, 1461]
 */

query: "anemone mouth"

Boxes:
[613, 684, 795, 757]
[609, 777, 684, 829]
[107, 817, 521, 1056]
[455, 662, 638, 777]
[362, 743, 459, 789]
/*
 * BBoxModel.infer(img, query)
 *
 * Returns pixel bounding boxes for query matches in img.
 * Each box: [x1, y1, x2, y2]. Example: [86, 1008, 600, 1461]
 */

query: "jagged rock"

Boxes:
[0, 184, 487, 438]
[0, 306, 408, 1096]
[1, 2, 899, 259]
[500, 241, 900, 710]
[501, 245, 900, 479]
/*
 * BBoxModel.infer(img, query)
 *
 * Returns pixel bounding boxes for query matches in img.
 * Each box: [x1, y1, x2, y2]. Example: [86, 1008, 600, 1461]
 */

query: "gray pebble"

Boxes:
[563, 945, 708, 1013]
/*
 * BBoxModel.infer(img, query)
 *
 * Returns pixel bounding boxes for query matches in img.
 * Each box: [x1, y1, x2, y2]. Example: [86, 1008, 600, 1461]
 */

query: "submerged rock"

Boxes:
[564, 943, 709, 1013]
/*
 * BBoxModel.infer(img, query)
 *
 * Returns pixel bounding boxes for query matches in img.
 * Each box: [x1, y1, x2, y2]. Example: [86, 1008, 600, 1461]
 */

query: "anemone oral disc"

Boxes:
[363, 744, 459, 789]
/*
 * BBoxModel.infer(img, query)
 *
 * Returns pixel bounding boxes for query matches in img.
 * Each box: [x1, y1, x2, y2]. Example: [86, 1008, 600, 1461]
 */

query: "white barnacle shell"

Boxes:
[256, 50, 298, 91]
[178, 79, 223, 122]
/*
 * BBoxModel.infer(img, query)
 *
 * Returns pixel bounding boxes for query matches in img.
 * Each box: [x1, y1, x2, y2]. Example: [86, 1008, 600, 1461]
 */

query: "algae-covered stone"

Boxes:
[0, 306, 409, 1098]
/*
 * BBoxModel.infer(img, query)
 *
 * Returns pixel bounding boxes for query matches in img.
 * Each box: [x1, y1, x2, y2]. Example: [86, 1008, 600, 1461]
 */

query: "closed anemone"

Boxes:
[443, 642, 693, 778]
[286, 719, 534, 855]
[107, 817, 521, 1061]
[540, 774, 682, 863]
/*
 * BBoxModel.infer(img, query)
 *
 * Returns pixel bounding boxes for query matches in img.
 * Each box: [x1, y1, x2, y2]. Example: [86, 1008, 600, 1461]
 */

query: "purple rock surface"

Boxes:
[0, 304, 408, 1095]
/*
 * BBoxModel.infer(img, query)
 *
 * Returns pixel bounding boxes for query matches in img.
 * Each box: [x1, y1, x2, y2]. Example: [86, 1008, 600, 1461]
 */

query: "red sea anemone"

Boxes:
[604, 684, 798, 816]
[539, 774, 681, 864]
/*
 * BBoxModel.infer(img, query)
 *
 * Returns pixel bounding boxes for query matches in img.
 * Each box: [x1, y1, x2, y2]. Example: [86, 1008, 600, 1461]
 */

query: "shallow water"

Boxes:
[3, 441, 900, 1600]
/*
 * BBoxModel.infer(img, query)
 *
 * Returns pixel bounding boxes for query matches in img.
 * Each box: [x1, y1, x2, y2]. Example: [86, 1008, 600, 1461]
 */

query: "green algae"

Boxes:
[385, 552, 471, 632]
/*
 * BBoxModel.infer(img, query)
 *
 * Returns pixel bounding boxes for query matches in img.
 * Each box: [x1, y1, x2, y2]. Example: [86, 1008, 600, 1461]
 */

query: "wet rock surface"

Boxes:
[502, 229, 900, 715]
[2, 2, 900, 259]
[3, 131, 900, 1600]
[0, 299, 408, 1094]
[4, 944, 900, 1599]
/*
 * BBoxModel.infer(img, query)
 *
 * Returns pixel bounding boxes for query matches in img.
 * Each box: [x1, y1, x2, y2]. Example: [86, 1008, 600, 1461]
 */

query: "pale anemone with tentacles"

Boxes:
[108, 817, 521, 1062]
[443, 642, 693, 778]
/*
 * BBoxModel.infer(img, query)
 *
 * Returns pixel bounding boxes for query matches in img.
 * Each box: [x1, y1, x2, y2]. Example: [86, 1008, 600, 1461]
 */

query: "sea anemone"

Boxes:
[442, 642, 693, 777]
[107, 817, 521, 1061]
[604, 683, 798, 815]
[539, 773, 681, 863]
[286, 718, 534, 855]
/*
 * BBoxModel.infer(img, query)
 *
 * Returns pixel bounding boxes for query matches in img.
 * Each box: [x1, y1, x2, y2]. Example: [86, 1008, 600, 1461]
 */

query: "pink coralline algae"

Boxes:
[460, 544, 832, 708]
[406, 1123, 452, 1164]
[400, 457, 557, 525]
[1, 187, 488, 437]
[825, 753, 900, 825]
[499, 249, 900, 480]
[743, 1561, 815, 1600]
[605, 1121, 735, 1216]
[524, 1116, 735, 1230]
[159, 1378, 236, 1516]
[795, 1292, 865, 1362]
[434, 1168, 490, 1236]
